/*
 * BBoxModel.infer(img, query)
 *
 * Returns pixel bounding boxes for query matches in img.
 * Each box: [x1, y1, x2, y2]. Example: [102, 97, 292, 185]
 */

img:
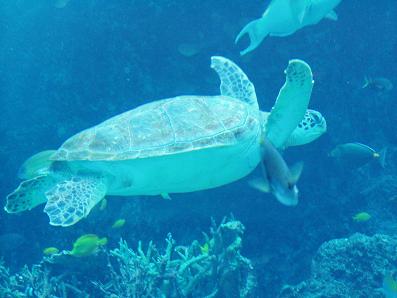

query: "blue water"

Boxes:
[0, 1, 396, 297]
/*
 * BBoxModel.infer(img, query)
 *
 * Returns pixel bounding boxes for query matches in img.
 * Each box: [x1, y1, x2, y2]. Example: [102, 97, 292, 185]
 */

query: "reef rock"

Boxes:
[279, 233, 397, 297]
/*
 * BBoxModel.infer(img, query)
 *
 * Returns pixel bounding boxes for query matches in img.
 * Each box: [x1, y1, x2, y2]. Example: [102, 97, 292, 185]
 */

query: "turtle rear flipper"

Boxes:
[44, 176, 107, 227]
[5, 175, 54, 213]
[18, 150, 57, 180]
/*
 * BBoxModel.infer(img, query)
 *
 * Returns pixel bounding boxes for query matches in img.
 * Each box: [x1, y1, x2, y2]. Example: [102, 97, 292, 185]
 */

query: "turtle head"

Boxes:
[284, 109, 327, 147]
[259, 109, 326, 149]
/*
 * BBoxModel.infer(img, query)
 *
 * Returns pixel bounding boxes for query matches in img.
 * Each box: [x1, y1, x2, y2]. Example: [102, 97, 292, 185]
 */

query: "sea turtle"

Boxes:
[4, 56, 325, 227]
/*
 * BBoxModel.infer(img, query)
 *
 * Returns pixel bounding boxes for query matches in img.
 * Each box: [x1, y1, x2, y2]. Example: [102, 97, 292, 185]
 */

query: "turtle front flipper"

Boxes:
[266, 59, 314, 149]
[210, 56, 258, 109]
[44, 176, 107, 227]
[5, 175, 55, 213]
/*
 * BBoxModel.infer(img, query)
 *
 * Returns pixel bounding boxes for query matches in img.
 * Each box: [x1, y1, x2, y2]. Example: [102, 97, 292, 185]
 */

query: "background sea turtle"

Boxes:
[5, 56, 325, 227]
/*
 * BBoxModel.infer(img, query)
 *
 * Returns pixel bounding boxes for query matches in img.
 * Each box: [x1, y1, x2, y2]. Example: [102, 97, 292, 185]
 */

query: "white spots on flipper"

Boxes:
[285, 59, 313, 87]
[44, 176, 106, 227]
[210, 56, 258, 110]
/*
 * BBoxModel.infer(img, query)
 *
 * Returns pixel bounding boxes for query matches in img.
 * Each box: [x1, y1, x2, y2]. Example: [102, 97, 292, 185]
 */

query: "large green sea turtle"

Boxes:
[5, 56, 325, 227]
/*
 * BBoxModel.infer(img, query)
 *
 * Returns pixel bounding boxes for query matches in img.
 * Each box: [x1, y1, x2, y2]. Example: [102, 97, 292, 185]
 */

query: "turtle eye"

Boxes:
[288, 182, 294, 190]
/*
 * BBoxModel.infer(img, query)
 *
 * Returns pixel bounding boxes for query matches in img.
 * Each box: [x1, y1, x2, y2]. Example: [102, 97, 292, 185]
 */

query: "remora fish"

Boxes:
[249, 138, 303, 206]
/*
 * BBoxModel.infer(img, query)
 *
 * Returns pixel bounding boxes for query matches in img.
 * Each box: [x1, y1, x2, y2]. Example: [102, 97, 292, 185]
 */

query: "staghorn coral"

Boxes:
[0, 217, 256, 297]
[0, 259, 88, 298]
[94, 217, 257, 297]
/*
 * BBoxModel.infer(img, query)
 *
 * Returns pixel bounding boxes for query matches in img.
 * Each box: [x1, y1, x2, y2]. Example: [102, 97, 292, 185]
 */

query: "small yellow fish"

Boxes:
[200, 242, 209, 255]
[43, 247, 59, 255]
[353, 212, 371, 222]
[383, 274, 397, 298]
[69, 234, 107, 257]
[111, 218, 126, 229]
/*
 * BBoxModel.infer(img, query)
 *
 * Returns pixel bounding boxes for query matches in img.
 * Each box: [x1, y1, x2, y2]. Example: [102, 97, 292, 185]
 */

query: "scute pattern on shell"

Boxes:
[53, 95, 259, 161]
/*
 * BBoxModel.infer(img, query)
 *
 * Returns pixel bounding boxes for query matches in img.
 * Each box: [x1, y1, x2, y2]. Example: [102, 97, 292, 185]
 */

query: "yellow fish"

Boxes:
[111, 218, 126, 229]
[69, 234, 107, 257]
[382, 274, 397, 298]
[352, 212, 371, 222]
[200, 242, 209, 255]
[43, 247, 59, 255]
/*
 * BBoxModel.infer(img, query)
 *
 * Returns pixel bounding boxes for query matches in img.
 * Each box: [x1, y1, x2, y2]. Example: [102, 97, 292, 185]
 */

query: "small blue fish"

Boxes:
[362, 77, 393, 92]
[330, 142, 386, 168]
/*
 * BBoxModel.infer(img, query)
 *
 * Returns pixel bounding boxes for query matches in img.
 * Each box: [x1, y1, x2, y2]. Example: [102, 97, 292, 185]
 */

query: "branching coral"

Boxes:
[0, 217, 256, 297]
[94, 217, 257, 297]
[0, 259, 89, 297]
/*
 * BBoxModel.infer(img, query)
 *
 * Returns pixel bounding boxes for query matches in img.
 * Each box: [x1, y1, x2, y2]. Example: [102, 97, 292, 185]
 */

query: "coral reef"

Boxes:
[0, 259, 89, 297]
[94, 217, 257, 297]
[279, 233, 397, 298]
[0, 217, 256, 297]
